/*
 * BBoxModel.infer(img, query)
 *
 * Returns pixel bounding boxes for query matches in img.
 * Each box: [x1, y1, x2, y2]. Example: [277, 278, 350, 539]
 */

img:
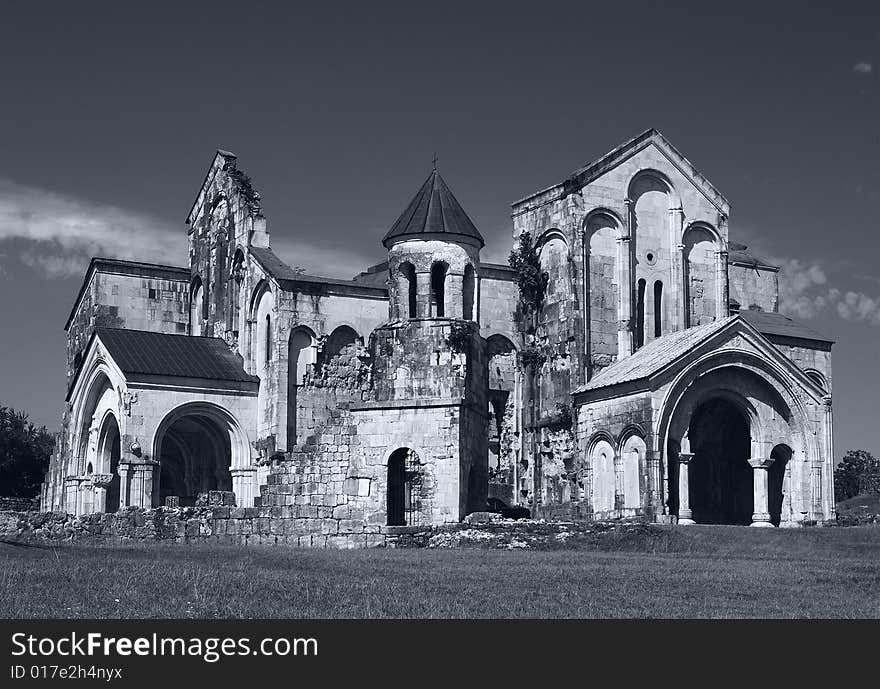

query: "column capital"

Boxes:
[623, 197, 633, 208]
[748, 457, 774, 470]
[678, 452, 694, 465]
[822, 394, 833, 407]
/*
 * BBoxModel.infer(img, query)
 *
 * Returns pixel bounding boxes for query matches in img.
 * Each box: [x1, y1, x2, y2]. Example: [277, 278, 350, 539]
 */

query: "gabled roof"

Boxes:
[513, 128, 730, 215]
[575, 311, 833, 397]
[382, 169, 484, 248]
[65, 258, 190, 331]
[739, 309, 833, 344]
[95, 328, 259, 384]
[577, 317, 737, 393]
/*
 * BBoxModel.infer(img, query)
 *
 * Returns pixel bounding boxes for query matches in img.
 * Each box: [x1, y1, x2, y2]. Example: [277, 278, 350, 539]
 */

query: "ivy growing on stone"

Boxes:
[446, 321, 471, 354]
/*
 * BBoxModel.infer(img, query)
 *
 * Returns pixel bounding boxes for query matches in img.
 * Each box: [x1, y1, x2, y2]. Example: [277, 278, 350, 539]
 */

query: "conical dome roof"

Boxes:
[382, 169, 484, 248]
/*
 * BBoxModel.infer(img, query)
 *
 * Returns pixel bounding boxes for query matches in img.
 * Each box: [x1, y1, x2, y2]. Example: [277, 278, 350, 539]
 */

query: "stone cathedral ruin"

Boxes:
[41, 130, 837, 544]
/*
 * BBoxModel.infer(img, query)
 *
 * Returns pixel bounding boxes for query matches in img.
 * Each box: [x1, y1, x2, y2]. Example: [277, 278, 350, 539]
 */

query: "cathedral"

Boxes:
[41, 129, 837, 533]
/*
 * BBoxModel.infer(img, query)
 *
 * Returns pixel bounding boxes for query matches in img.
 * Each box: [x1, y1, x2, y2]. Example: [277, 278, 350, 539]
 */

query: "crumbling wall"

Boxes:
[729, 263, 778, 313]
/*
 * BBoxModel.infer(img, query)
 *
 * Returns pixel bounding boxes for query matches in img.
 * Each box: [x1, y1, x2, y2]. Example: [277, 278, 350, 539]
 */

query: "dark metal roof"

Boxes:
[95, 328, 259, 383]
[739, 309, 833, 344]
[382, 169, 484, 248]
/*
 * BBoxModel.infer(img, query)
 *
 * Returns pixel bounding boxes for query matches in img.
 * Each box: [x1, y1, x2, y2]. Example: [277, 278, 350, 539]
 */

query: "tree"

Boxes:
[834, 449, 880, 503]
[0, 406, 55, 498]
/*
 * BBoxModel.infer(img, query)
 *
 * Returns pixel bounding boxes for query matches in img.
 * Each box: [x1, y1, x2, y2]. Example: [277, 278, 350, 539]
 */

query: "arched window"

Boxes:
[462, 264, 475, 321]
[636, 279, 646, 349]
[654, 280, 663, 338]
[190, 276, 204, 336]
[287, 326, 316, 449]
[265, 314, 272, 363]
[430, 263, 447, 317]
[387, 448, 421, 526]
[398, 262, 417, 319]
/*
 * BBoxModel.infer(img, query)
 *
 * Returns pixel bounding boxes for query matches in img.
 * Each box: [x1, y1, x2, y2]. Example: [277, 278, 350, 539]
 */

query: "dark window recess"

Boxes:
[149, 288, 157, 299]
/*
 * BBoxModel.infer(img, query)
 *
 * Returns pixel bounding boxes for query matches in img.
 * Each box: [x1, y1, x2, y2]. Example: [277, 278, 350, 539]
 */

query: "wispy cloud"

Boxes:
[778, 258, 880, 325]
[0, 177, 184, 278]
[0, 177, 382, 281]
[853, 61, 873, 74]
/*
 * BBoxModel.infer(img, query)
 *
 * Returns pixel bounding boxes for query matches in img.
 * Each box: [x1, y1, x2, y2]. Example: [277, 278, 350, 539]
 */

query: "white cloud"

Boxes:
[0, 177, 184, 278]
[853, 62, 873, 74]
[0, 177, 381, 281]
[778, 258, 880, 325]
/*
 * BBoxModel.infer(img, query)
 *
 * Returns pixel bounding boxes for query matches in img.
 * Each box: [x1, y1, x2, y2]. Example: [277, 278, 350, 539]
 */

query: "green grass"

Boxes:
[1, 525, 879, 618]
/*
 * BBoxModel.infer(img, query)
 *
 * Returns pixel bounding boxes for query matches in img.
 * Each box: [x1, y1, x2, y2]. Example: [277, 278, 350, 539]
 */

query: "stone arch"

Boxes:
[589, 435, 616, 514]
[583, 211, 621, 373]
[287, 325, 317, 449]
[537, 230, 569, 302]
[769, 443, 793, 526]
[190, 275, 205, 336]
[619, 429, 647, 511]
[70, 363, 118, 476]
[682, 222, 722, 327]
[229, 248, 246, 333]
[804, 369, 829, 393]
[397, 260, 417, 319]
[486, 334, 518, 481]
[628, 170, 679, 344]
[152, 401, 250, 507]
[462, 263, 476, 321]
[94, 411, 121, 513]
[656, 349, 818, 524]
[430, 261, 448, 317]
[386, 447, 423, 526]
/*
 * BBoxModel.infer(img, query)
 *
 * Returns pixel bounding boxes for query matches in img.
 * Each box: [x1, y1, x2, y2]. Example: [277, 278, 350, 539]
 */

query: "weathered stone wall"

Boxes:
[66, 266, 189, 386]
[729, 263, 778, 313]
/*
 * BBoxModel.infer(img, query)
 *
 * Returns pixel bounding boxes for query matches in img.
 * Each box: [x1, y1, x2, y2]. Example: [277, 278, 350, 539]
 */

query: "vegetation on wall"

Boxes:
[0, 406, 54, 498]
[508, 231, 548, 331]
[446, 321, 471, 354]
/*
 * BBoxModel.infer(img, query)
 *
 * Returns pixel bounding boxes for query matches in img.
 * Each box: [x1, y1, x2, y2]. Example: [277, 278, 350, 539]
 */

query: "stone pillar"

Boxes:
[446, 272, 464, 318]
[127, 462, 158, 508]
[231, 467, 257, 508]
[617, 199, 633, 359]
[748, 457, 775, 527]
[647, 449, 662, 518]
[677, 452, 695, 524]
[715, 250, 729, 319]
[64, 477, 79, 515]
[416, 272, 431, 318]
[669, 208, 685, 330]
[676, 243, 688, 329]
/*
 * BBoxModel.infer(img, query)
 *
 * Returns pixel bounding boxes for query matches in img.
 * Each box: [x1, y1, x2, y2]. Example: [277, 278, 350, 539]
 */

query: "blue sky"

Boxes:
[0, 1, 878, 457]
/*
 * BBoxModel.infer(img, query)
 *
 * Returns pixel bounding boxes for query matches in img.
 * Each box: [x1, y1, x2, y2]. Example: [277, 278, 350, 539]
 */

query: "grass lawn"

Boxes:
[1, 525, 878, 618]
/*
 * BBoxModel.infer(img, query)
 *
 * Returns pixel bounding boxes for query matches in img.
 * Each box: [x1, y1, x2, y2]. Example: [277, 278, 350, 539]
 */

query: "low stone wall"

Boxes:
[0, 507, 435, 549]
[0, 496, 39, 511]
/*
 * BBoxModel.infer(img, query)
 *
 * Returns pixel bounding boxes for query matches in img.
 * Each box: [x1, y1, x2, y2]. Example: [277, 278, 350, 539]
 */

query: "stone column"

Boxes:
[128, 462, 158, 508]
[715, 250, 729, 319]
[748, 457, 775, 527]
[416, 272, 431, 318]
[669, 207, 685, 330]
[64, 477, 79, 515]
[446, 272, 464, 318]
[647, 449, 662, 518]
[231, 467, 257, 508]
[677, 452, 695, 524]
[676, 243, 688, 329]
[617, 199, 633, 359]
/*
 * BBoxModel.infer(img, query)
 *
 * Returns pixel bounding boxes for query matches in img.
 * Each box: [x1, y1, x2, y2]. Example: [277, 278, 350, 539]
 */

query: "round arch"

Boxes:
[151, 402, 251, 507]
[626, 168, 682, 208]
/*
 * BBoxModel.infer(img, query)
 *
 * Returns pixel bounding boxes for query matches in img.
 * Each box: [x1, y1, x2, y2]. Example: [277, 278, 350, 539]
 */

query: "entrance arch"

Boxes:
[688, 398, 753, 524]
[96, 412, 121, 513]
[152, 403, 250, 507]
